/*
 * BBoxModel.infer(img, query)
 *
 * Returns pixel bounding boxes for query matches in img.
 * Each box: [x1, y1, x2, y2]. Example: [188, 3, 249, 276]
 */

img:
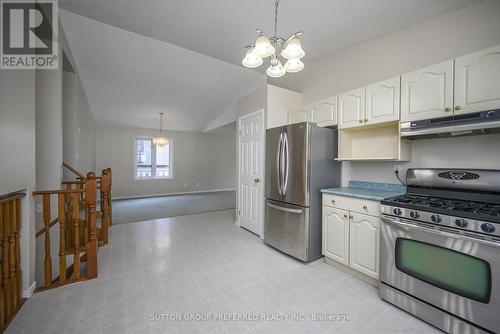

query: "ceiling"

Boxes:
[59, 0, 478, 131]
[60, 10, 265, 132]
[60, 0, 477, 67]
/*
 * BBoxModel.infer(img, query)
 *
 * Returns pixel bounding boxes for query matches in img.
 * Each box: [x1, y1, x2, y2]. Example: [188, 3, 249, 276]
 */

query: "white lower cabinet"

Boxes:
[323, 206, 349, 266]
[322, 194, 380, 281]
[349, 212, 380, 279]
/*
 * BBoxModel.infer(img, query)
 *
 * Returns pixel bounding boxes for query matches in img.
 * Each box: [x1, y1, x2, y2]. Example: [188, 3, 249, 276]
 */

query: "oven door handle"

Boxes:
[382, 215, 500, 248]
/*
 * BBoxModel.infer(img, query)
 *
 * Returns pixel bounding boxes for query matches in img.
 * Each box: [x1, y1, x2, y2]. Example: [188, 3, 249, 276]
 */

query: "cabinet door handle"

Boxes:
[364, 119, 368, 122]
[454, 105, 462, 111]
[363, 205, 368, 209]
[331, 199, 335, 204]
[444, 107, 451, 112]
[343, 214, 348, 218]
[349, 215, 353, 219]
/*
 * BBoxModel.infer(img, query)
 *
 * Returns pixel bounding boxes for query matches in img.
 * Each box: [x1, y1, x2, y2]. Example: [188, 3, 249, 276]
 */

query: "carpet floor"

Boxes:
[111, 191, 236, 224]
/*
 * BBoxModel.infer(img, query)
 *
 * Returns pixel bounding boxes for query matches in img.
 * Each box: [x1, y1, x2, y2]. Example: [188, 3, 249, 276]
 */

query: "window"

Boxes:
[135, 136, 172, 179]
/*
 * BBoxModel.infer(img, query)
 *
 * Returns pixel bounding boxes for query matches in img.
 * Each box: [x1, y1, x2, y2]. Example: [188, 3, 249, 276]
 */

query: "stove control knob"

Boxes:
[431, 215, 442, 223]
[455, 219, 468, 228]
[393, 208, 402, 216]
[481, 223, 496, 234]
[410, 211, 420, 219]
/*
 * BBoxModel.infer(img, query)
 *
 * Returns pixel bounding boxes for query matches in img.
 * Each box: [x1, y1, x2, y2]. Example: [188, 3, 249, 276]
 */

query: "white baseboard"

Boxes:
[113, 188, 236, 201]
[22, 281, 36, 299]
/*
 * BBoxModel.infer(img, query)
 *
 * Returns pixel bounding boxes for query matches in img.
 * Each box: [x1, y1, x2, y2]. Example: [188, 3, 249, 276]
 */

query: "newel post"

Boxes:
[85, 172, 98, 279]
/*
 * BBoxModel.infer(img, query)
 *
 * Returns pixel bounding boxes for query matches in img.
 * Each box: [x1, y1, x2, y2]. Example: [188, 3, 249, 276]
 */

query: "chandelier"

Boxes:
[241, 0, 305, 78]
[153, 112, 168, 147]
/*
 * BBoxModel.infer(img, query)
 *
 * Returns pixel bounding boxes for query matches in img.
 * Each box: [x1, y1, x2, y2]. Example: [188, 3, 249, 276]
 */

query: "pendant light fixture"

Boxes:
[241, 0, 305, 77]
[153, 112, 168, 147]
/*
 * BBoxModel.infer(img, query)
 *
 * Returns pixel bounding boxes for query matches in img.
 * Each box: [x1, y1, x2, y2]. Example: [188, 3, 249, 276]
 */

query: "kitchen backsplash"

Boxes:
[341, 133, 500, 186]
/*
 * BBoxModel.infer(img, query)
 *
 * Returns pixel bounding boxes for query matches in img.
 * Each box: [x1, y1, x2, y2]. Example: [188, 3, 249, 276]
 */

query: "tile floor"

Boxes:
[8, 210, 442, 334]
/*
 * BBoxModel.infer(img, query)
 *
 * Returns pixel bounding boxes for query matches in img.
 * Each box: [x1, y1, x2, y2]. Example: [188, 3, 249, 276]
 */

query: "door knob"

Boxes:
[454, 106, 462, 111]
[254, 178, 260, 183]
[444, 107, 451, 112]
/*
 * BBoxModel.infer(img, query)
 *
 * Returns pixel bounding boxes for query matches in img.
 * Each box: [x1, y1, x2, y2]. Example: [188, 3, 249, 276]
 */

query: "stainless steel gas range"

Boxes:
[379, 169, 500, 334]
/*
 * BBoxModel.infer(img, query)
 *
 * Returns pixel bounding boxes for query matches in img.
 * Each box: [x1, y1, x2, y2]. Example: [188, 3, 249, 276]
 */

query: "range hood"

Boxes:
[401, 109, 500, 139]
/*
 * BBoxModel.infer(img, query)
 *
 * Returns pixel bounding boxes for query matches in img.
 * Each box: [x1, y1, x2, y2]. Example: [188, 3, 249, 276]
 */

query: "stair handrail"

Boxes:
[0, 190, 26, 329]
[62, 162, 86, 181]
[32, 172, 98, 289]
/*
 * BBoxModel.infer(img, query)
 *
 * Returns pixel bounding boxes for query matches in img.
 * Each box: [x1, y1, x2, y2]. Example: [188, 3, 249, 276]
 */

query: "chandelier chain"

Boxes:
[274, 0, 279, 39]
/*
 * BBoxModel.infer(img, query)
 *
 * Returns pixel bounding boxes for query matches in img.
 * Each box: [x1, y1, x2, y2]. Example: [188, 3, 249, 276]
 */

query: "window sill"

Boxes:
[135, 177, 172, 181]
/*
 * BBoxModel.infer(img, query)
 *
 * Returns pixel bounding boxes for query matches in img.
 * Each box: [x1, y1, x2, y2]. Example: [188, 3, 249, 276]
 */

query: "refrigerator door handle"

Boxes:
[277, 131, 283, 195]
[266, 202, 303, 214]
[282, 131, 289, 195]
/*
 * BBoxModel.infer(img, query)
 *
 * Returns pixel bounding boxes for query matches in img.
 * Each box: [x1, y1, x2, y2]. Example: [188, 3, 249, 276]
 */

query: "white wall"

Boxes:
[0, 70, 37, 295]
[291, 0, 500, 185]
[96, 124, 236, 198]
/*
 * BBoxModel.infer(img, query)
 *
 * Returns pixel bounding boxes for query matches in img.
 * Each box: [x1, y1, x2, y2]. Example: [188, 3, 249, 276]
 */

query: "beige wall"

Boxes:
[0, 70, 37, 294]
[284, 0, 500, 185]
[96, 124, 236, 198]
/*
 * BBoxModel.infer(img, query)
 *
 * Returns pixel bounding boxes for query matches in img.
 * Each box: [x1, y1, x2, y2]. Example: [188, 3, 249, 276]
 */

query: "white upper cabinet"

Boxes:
[365, 76, 400, 125]
[310, 96, 337, 127]
[401, 60, 454, 122]
[454, 44, 500, 115]
[287, 106, 309, 125]
[339, 88, 365, 129]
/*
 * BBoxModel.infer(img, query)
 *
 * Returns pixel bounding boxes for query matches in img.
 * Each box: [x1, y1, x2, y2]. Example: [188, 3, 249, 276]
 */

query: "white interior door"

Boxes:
[238, 110, 265, 237]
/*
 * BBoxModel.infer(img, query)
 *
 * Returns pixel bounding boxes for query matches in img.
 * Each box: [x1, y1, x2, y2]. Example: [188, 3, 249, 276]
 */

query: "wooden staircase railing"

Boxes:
[62, 162, 86, 181]
[62, 164, 112, 245]
[0, 190, 26, 332]
[33, 172, 98, 290]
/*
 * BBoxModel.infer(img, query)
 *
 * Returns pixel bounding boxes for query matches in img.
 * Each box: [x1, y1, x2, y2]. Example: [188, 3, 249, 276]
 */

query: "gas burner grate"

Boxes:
[386, 194, 500, 218]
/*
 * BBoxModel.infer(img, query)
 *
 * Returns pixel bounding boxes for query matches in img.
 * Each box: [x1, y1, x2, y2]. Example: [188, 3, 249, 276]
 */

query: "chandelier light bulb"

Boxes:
[153, 136, 168, 147]
[253, 34, 275, 58]
[153, 112, 169, 147]
[284, 58, 304, 73]
[266, 60, 286, 78]
[242, 47, 263, 68]
[281, 37, 305, 60]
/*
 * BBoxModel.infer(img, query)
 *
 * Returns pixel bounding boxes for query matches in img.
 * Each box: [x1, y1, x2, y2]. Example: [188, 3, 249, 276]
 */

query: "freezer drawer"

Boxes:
[264, 199, 309, 262]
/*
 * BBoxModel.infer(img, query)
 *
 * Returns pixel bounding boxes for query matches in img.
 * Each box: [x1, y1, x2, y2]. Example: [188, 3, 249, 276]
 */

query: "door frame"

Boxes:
[237, 109, 265, 238]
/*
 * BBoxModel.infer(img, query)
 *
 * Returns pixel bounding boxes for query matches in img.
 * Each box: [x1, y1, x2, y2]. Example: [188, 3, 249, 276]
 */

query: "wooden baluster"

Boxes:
[57, 194, 67, 283]
[107, 168, 112, 226]
[0, 203, 5, 327]
[2, 201, 11, 319]
[71, 193, 80, 280]
[42, 194, 52, 287]
[101, 170, 109, 245]
[14, 199, 21, 310]
[85, 172, 98, 279]
[8, 201, 16, 313]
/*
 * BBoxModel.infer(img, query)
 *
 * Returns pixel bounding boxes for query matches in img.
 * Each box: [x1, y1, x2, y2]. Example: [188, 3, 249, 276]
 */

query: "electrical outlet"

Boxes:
[393, 165, 402, 174]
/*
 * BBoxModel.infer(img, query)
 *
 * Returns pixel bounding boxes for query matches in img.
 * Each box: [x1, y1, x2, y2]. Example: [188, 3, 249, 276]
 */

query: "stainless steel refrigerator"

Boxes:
[265, 122, 340, 262]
